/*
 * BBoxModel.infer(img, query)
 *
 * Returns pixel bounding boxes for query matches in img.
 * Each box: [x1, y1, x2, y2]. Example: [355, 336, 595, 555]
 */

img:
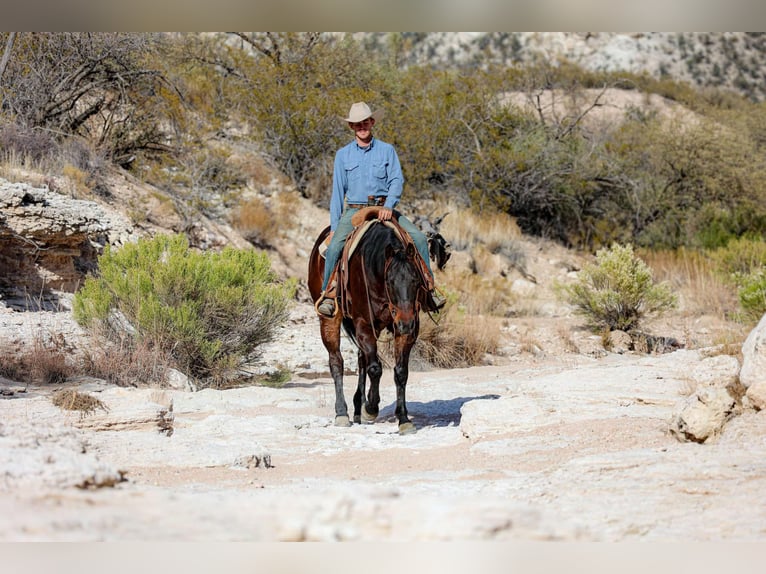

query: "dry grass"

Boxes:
[51, 388, 108, 418]
[232, 196, 279, 245]
[82, 331, 174, 387]
[232, 192, 300, 244]
[415, 308, 501, 368]
[439, 267, 513, 316]
[640, 248, 739, 319]
[439, 203, 522, 253]
[0, 332, 76, 385]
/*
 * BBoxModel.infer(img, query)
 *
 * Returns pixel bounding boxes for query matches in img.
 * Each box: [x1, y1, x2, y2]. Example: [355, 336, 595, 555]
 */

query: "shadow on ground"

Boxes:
[376, 394, 501, 428]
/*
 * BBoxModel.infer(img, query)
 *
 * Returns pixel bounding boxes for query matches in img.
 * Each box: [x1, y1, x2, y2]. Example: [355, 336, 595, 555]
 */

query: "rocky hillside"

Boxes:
[357, 32, 766, 101]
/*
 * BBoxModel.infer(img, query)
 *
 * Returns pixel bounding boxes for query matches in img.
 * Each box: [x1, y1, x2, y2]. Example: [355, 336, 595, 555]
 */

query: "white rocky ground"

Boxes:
[2, 299, 766, 542]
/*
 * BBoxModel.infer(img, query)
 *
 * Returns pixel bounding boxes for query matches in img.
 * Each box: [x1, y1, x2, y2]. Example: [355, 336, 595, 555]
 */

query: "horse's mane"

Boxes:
[359, 222, 404, 275]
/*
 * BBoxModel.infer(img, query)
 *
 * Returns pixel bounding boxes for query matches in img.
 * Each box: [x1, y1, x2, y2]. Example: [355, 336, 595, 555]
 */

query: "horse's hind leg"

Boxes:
[321, 317, 350, 427]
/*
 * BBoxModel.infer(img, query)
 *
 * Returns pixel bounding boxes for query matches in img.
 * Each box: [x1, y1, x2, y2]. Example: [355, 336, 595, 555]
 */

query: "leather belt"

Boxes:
[348, 196, 386, 209]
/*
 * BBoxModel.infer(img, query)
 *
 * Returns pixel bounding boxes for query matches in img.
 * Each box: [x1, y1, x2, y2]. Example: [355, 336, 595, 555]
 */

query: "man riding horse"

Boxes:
[315, 101, 446, 318]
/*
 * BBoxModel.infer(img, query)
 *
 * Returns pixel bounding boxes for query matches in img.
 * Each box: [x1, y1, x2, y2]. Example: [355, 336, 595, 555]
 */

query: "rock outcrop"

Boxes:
[0, 178, 137, 309]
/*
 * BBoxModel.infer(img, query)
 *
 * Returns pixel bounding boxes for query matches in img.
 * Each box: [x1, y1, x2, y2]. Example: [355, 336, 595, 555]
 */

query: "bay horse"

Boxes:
[307, 210, 431, 435]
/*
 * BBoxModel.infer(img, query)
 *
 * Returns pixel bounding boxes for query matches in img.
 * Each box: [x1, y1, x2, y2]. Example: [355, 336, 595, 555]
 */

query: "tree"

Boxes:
[0, 32, 175, 165]
[188, 32, 377, 198]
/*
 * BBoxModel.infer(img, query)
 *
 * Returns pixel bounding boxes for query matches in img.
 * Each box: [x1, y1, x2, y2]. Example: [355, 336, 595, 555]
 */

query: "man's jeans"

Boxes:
[321, 208, 433, 292]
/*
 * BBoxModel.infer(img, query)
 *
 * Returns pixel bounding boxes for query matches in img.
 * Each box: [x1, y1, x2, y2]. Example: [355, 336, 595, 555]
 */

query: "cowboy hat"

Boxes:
[341, 102, 383, 123]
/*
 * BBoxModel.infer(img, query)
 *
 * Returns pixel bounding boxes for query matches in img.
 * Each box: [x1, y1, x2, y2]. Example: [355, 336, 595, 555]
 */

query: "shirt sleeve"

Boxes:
[329, 149, 346, 231]
[384, 145, 404, 210]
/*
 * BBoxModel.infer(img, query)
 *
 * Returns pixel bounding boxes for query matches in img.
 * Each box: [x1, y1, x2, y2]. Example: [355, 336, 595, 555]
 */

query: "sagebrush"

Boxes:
[73, 233, 296, 386]
[559, 243, 677, 332]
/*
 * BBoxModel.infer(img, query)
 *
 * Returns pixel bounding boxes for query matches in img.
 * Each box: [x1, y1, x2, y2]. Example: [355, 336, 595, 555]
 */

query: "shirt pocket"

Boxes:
[372, 162, 388, 181]
[344, 162, 360, 184]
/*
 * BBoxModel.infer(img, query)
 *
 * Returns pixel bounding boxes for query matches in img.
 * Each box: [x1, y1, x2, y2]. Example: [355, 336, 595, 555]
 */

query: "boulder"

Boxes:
[740, 314, 766, 410]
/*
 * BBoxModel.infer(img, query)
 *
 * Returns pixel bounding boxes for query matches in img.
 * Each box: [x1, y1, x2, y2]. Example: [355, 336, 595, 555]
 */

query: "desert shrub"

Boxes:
[707, 236, 766, 321]
[559, 243, 677, 332]
[709, 235, 766, 280]
[206, 32, 375, 197]
[737, 268, 766, 322]
[73, 233, 296, 387]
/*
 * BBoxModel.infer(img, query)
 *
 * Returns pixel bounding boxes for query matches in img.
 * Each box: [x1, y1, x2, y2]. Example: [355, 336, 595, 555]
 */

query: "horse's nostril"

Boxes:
[396, 318, 417, 335]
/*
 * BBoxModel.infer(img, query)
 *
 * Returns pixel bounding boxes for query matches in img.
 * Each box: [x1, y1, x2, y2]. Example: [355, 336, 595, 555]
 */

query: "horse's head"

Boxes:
[385, 242, 422, 337]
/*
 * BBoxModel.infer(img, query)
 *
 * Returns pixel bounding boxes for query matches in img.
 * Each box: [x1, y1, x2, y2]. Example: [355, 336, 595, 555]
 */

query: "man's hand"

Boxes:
[378, 208, 393, 222]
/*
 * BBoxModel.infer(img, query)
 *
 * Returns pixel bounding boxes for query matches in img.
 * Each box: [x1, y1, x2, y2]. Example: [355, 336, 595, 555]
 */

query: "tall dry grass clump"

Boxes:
[640, 247, 739, 320]
[433, 203, 523, 319]
[415, 308, 501, 368]
[0, 331, 76, 385]
[438, 204, 522, 253]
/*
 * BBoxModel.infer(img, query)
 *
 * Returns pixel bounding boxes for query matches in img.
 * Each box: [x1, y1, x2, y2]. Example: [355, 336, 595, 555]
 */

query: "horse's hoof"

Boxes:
[335, 415, 351, 427]
[353, 415, 361, 424]
[398, 422, 417, 435]
[361, 405, 377, 424]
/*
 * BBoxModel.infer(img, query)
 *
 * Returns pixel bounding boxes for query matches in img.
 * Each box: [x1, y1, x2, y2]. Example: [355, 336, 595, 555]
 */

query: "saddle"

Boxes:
[324, 207, 434, 317]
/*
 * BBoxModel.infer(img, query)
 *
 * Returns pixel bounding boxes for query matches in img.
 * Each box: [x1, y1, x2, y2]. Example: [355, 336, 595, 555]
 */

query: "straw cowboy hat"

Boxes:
[341, 102, 383, 123]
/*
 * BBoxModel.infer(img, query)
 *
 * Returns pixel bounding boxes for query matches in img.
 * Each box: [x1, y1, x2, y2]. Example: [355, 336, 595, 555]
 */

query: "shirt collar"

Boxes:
[354, 136, 375, 151]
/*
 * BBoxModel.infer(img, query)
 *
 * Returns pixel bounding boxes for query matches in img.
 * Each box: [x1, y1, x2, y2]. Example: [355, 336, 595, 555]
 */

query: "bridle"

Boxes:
[358, 239, 422, 341]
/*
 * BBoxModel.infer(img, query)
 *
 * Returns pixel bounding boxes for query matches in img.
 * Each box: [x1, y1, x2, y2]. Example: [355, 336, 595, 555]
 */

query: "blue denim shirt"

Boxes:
[329, 137, 404, 231]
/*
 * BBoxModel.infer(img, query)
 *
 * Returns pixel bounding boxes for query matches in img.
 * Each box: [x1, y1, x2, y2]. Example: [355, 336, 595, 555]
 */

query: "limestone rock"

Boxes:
[740, 314, 766, 410]
[0, 178, 137, 304]
[669, 386, 738, 443]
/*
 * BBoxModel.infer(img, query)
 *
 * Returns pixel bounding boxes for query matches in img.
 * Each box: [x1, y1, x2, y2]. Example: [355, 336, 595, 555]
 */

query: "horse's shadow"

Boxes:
[375, 394, 500, 428]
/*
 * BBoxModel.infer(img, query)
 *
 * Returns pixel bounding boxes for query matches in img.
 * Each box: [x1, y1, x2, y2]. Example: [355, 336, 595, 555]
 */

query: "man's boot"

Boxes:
[428, 289, 446, 311]
[316, 295, 337, 317]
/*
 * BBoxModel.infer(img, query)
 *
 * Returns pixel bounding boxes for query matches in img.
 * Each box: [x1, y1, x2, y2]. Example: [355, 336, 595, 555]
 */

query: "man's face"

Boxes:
[349, 117, 374, 139]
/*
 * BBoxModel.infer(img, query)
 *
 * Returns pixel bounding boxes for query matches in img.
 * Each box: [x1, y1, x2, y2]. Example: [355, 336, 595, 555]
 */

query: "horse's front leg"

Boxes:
[353, 348, 367, 424]
[393, 335, 416, 435]
[356, 328, 381, 423]
[320, 316, 350, 427]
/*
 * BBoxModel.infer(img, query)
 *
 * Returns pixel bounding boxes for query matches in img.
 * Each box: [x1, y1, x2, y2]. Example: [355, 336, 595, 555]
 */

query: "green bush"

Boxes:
[737, 268, 766, 322]
[559, 243, 677, 332]
[73, 233, 296, 386]
[709, 235, 766, 280]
